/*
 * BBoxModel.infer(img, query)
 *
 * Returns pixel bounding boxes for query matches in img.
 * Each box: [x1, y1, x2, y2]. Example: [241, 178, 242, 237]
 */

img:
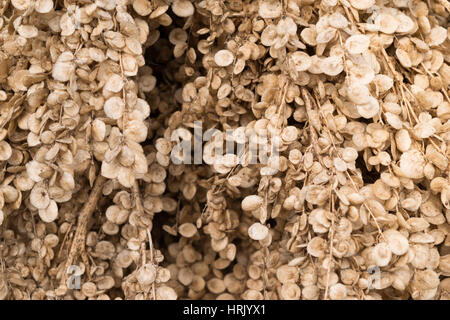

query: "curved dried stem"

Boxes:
[60, 175, 106, 287]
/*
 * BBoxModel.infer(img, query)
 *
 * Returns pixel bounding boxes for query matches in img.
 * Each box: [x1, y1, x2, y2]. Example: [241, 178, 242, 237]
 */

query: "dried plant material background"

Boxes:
[0, 0, 449, 301]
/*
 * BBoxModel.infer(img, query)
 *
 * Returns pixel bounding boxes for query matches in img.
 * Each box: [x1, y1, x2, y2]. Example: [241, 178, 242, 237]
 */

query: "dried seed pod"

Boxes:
[38, 200, 58, 223]
[345, 35, 370, 55]
[241, 195, 263, 211]
[349, 0, 375, 10]
[171, 0, 194, 17]
[156, 286, 178, 300]
[280, 283, 301, 300]
[214, 50, 234, 67]
[178, 223, 197, 238]
[104, 97, 125, 120]
[248, 223, 268, 241]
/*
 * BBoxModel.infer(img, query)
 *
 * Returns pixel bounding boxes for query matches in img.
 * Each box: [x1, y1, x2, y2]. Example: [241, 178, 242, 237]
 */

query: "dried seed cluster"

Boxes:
[0, 0, 449, 300]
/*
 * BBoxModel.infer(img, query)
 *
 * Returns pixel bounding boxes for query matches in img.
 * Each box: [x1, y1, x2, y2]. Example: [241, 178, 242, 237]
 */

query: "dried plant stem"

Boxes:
[61, 175, 106, 287]
[301, 88, 322, 160]
[133, 181, 157, 300]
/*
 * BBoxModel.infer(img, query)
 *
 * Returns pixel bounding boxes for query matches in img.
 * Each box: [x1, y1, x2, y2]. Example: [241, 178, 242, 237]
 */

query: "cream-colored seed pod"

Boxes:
[399, 150, 426, 179]
[329, 283, 347, 300]
[349, 0, 375, 10]
[372, 242, 392, 267]
[169, 28, 188, 45]
[289, 51, 312, 72]
[178, 223, 197, 238]
[207, 278, 226, 294]
[81, 282, 97, 298]
[17, 25, 38, 38]
[241, 195, 263, 211]
[214, 50, 234, 67]
[35, 0, 54, 13]
[248, 223, 268, 241]
[104, 74, 124, 93]
[11, 0, 32, 10]
[280, 283, 301, 300]
[345, 34, 370, 55]
[39, 200, 58, 223]
[171, 0, 194, 17]
[383, 230, 409, 255]
[0, 141, 12, 161]
[52, 51, 75, 82]
[104, 96, 125, 120]
[276, 265, 299, 284]
[259, 0, 282, 19]
[92, 119, 106, 142]
[395, 129, 411, 152]
[156, 286, 177, 300]
[133, 0, 153, 16]
[30, 185, 50, 209]
[307, 237, 327, 258]
[136, 264, 157, 286]
[375, 13, 399, 34]
[357, 97, 380, 119]
[347, 83, 371, 104]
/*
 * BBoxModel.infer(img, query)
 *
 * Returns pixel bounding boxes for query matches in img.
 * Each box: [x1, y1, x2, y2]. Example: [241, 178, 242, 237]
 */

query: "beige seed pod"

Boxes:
[104, 96, 125, 120]
[357, 97, 379, 119]
[395, 13, 415, 34]
[259, 0, 282, 19]
[214, 50, 234, 67]
[178, 223, 197, 238]
[320, 56, 343, 76]
[261, 25, 277, 47]
[106, 205, 129, 225]
[276, 265, 299, 284]
[372, 242, 392, 267]
[92, 119, 106, 142]
[30, 185, 50, 209]
[207, 278, 226, 294]
[347, 83, 370, 104]
[289, 51, 312, 72]
[0, 141, 12, 161]
[104, 74, 124, 93]
[178, 267, 194, 286]
[345, 34, 370, 55]
[329, 12, 349, 29]
[81, 282, 97, 298]
[39, 200, 58, 223]
[383, 229, 409, 255]
[35, 0, 53, 13]
[248, 223, 268, 241]
[171, 0, 194, 17]
[307, 237, 327, 258]
[241, 195, 263, 211]
[349, 0, 374, 10]
[280, 283, 301, 300]
[395, 129, 411, 152]
[156, 286, 177, 300]
[281, 126, 298, 143]
[399, 150, 425, 179]
[169, 28, 188, 45]
[428, 27, 447, 47]
[52, 52, 75, 82]
[375, 13, 399, 34]
[124, 120, 148, 143]
[17, 25, 38, 38]
[133, 0, 153, 16]
[12, 0, 32, 10]
[329, 283, 347, 300]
